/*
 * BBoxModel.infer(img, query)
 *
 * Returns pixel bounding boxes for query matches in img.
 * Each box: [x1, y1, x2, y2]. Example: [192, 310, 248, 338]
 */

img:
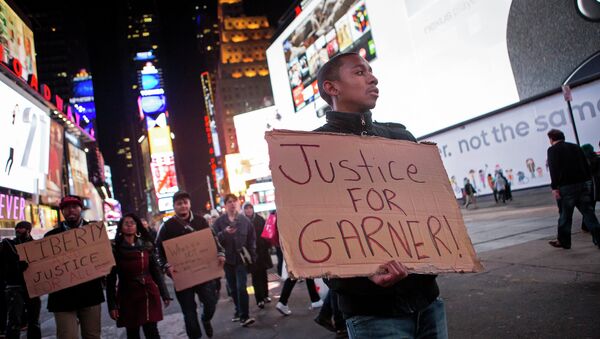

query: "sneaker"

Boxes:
[276, 302, 292, 316]
[202, 320, 213, 338]
[258, 301, 265, 309]
[309, 300, 324, 309]
[241, 317, 255, 327]
[264, 296, 272, 303]
[231, 315, 240, 322]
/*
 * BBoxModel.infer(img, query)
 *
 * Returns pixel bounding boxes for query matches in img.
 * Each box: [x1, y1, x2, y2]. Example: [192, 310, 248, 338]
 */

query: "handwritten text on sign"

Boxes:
[16, 222, 115, 298]
[163, 228, 223, 291]
[266, 130, 483, 278]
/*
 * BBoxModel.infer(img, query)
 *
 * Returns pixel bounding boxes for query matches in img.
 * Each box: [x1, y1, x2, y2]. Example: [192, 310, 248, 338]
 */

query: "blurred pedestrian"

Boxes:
[141, 218, 158, 243]
[242, 202, 273, 308]
[313, 52, 446, 338]
[495, 172, 507, 204]
[1, 221, 41, 339]
[547, 129, 600, 249]
[213, 194, 257, 327]
[107, 213, 172, 339]
[276, 276, 322, 316]
[463, 178, 476, 208]
[45, 195, 105, 339]
[487, 173, 498, 203]
[155, 191, 225, 338]
[314, 290, 346, 338]
[580, 144, 600, 232]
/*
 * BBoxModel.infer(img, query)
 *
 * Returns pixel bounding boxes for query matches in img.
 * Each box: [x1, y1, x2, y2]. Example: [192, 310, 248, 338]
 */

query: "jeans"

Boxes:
[5, 287, 41, 339]
[251, 268, 269, 304]
[346, 298, 448, 339]
[126, 322, 160, 339]
[54, 304, 101, 339]
[279, 278, 320, 305]
[557, 181, 600, 248]
[224, 264, 250, 320]
[175, 280, 218, 339]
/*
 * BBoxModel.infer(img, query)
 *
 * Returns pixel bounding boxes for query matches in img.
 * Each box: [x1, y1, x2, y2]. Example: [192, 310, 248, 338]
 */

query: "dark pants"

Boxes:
[5, 287, 41, 339]
[346, 298, 448, 339]
[276, 247, 284, 276]
[318, 290, 345, 330]
[492, 189, 498, 202]
[0, 282, 6, 335]
[175, 280, 218, 339]
[279, 278, 320, 305]
[224, 264, 250, 320]
[557, 181, 600, 248]
[126, 322, 159, 339]
[251, 268, 269, 304]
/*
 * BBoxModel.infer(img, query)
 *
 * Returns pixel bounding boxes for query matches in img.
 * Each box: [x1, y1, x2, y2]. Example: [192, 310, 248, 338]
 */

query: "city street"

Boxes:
[35, 187, 600, 338]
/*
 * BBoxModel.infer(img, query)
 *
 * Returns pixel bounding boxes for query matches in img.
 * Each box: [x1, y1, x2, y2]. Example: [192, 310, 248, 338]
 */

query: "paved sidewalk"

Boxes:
[37, 187, 599, 338]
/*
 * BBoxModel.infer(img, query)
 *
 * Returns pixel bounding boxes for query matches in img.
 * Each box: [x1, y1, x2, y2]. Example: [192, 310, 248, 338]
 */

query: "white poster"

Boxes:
[423, 78, 600, 198]
[0, 79, 50, 194]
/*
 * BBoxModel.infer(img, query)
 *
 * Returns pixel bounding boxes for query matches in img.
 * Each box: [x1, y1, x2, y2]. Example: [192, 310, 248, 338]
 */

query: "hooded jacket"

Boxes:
[315, 110, 440, 318]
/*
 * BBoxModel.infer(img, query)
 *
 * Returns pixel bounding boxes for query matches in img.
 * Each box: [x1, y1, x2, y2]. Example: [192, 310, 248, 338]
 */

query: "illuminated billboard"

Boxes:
[0, 79, 50, 194]
[283, 0, 377, 112]
[267, 0, 521, 136]
[148, 126, 173, 155]
[42, 120, 64, 205]
[67, 142, 91, 197]
[0, 0, 37, 81]
[139, 94, 167, 115]
[147, 125, 178, 211]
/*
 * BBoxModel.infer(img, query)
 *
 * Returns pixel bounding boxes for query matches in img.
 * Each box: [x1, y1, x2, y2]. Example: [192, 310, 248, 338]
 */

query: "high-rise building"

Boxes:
[215, 0, 274, 156]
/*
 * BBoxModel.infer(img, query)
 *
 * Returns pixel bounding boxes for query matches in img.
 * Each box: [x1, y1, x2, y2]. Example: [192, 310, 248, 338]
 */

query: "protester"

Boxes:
[546, 129, 600, 249]
[242, 202, 273, 308]
[313, 53, 447, 338]
[580, 144, 600, 232]
[463, 178, 477, 208]
[156, 191, 225, 338]
[213, 194, 256, 327]
[107, 213, 171, 339]
[44, 195, 105, 339]
[141, 218, 158, 243]
[0, 239, 6, 339]
[0, 221, 41, 339]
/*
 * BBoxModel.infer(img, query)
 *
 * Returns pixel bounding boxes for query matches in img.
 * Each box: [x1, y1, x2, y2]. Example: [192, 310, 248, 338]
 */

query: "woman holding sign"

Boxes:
[107, 213, 172, 339]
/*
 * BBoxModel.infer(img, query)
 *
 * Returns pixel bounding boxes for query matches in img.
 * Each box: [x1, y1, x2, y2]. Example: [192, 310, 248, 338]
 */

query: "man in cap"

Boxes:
[156, 191, 225, 338]
[45, 195, 105, 339]
[1, 221, 41, 339]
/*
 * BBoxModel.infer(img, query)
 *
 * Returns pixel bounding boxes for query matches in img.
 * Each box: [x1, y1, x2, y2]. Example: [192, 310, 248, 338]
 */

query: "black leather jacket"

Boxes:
[316, 110, 440, 318]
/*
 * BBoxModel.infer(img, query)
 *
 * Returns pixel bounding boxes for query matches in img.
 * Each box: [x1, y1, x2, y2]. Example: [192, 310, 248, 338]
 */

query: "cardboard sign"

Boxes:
[266, 130, 483, 278]
[163, 228, 223, 291]
[16, 222, 115, 298]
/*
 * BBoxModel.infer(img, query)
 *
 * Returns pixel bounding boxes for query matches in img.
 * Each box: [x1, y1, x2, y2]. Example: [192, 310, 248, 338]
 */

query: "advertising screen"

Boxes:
[67, 142, 91, 198]
[267, 0, 520, 136]
[283, 0, 376, 112]
[0, 79, 50, 194]
[42, 120, 64, 205]
[141, 73, 161, 90]
[422, 77, 600, 198]
[72, 78, 94, 98]
[150, 154, 178, 203]
[0, 0, 37, 80]
[148, 126, 173, 155]
[139, 94, 167, 115]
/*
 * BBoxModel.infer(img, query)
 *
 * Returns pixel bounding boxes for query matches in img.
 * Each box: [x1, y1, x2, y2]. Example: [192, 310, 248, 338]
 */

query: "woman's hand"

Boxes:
[109, 309, 119, 320]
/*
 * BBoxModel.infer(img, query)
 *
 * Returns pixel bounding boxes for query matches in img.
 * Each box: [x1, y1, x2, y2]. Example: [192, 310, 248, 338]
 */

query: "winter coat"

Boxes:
[106, 238, 170, 328]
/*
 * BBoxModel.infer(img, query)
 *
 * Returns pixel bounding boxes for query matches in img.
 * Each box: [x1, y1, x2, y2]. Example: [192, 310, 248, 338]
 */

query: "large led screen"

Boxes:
[267, 0, 520, 136]
[0, 0, 37, 81]
[0, 79, 50, 194]
[139, 94, 167, 115]
[42, 120, 64, 205]
[283, 0, 377, 112]
[67, 143, 91, 198]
